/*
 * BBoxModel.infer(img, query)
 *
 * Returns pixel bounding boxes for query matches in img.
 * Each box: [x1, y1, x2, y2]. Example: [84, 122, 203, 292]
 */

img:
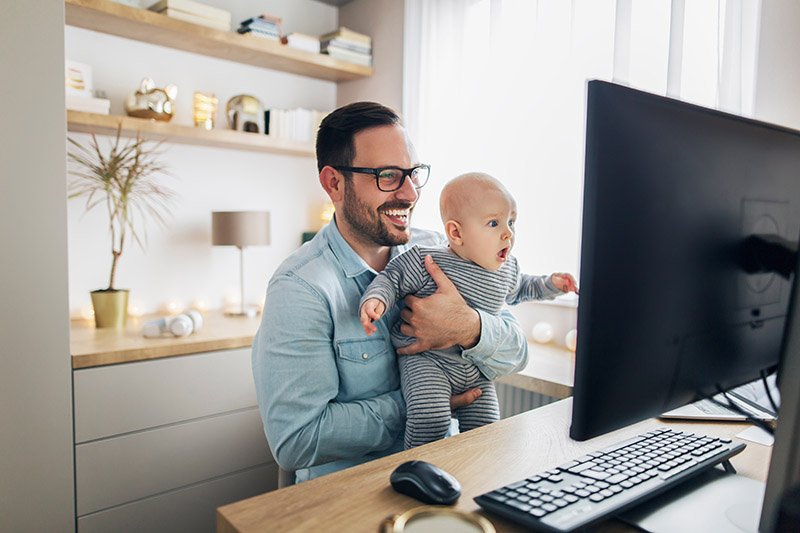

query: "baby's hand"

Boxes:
[551, 273, 579, 295]
[360, 298, 386, 336]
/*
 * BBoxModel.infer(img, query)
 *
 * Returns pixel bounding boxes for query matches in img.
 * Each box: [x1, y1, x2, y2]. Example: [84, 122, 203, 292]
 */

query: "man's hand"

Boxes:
[450, 387, 482, 410]
[396, 255, 481, 355]
[359, 298, 386, 336]
[551, 273, 579, 294]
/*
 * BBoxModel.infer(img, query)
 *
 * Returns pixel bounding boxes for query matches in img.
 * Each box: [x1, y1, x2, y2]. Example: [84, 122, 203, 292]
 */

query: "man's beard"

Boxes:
[341, 182, 413, 247]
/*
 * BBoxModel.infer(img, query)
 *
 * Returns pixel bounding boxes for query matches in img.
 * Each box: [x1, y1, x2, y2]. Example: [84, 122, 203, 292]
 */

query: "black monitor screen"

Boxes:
[571, 81, 800, 441]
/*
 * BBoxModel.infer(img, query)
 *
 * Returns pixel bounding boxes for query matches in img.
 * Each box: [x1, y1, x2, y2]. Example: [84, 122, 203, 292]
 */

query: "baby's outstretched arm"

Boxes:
[359, 298, 386, 336]
[551, 273, 579, 295]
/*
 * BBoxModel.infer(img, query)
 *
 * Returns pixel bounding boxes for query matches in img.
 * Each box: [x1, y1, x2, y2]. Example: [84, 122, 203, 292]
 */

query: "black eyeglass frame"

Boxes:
[333, 164, 431, 192]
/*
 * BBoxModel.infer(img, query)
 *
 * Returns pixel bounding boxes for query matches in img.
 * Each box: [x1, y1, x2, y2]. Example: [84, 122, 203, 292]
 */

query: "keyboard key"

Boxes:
[582, 469, 612, 480]
[485, 492, 508, 503]
[569, 461, 597, 474]
[507, 500, 532, 512]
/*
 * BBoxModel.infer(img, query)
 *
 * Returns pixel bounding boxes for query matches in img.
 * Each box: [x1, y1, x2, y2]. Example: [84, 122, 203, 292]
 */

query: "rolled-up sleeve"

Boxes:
[252, 274, 405, 471]
[460, 309, 528, 380]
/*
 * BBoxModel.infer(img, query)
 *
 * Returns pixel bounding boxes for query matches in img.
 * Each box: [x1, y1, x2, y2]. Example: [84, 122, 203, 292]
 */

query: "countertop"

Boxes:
[70, 311, 262, 369]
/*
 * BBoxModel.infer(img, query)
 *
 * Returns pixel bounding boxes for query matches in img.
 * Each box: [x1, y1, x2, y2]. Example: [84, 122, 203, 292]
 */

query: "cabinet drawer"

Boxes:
[76, 407, 271, 516]
[74, 348, 257, 443]
[77, 463, 277, 533]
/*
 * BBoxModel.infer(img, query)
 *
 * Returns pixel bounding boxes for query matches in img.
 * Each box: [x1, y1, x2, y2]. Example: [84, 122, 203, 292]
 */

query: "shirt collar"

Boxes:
[325, 215, 375, 278]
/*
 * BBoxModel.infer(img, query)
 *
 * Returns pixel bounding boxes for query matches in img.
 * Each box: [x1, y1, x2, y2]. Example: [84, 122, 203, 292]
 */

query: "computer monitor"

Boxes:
[571, 80, 800, 441]
[570, 80, 800, 530]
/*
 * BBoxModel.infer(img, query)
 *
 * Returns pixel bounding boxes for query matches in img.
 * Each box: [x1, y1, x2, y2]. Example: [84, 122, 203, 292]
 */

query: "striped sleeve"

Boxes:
[359, 246, 428, 312]
[506, 269, 562, 305]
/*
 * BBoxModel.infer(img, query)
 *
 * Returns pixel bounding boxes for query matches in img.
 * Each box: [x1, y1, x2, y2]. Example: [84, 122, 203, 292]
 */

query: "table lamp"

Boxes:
[212, 211, 270, 316]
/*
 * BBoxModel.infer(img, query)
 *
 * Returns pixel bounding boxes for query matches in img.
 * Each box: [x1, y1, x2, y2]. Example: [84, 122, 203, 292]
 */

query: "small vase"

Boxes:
[91, 289, 129, 328]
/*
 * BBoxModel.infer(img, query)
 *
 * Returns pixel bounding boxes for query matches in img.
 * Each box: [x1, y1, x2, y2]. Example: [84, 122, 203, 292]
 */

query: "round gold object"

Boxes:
[381, 506, 495, 533]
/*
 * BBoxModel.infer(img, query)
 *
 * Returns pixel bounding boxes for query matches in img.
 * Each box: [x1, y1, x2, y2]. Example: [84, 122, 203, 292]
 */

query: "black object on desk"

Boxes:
[390, 460, 462, 505]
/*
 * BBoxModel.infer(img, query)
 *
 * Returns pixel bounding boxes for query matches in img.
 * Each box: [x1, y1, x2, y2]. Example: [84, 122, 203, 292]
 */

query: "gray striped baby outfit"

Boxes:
[360, 244, 561, 448]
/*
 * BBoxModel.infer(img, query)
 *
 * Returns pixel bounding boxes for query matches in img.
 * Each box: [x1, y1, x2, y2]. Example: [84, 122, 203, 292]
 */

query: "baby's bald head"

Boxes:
[440, 172, 514, 224]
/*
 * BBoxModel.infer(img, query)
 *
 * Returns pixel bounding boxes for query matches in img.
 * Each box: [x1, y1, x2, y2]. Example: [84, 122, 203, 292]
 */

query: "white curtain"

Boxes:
[403, 0, 761, 280]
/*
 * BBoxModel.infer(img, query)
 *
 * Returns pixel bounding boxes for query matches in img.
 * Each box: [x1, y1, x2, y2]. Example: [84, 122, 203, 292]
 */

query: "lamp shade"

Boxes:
[212, 211, 270, 247]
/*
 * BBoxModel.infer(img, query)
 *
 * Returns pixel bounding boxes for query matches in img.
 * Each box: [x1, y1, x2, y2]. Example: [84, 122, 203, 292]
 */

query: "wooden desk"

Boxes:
[216, 398, 770, 533]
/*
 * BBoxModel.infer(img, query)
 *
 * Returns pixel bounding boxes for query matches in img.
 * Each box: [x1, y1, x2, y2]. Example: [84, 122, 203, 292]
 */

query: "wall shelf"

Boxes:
[65, 0, 373, 82]
[67, 110, 315, 157]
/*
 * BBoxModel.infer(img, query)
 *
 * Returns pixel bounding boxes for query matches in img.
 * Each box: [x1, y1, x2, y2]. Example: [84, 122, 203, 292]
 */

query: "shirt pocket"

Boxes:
[335, 337, 398, 400]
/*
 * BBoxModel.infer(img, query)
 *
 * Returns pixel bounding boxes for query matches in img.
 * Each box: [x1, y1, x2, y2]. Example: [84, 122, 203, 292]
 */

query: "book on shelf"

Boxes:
[147, 0, 231, 25]
[238, 27, 281, 42]
[266, 108, 327, 144]
[155, 8, 230, 31]
[322, 46, 372, 66]
[282, 33, 320, 54]
[246, 13, 282, 26]
[318, 26, 371, 46]
[320, 38, 371, 54]
[66, 94, 111, 115]
[238, 13, 282, 39]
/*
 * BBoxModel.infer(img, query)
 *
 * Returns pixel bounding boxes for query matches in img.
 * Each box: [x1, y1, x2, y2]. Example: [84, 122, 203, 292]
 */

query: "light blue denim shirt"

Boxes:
[252, 217, 529, 482]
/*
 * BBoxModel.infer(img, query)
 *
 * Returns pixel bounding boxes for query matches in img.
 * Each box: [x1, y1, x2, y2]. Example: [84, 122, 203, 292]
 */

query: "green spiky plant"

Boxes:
[68, 124, 175, 291]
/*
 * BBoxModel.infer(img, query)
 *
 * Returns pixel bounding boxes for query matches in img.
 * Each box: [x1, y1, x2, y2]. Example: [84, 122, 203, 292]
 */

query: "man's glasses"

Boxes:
[334, 164, 431, 192]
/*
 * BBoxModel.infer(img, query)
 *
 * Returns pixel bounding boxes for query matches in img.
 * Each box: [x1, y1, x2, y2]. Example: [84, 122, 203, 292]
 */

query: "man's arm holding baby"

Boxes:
[397, 255, 530, 381]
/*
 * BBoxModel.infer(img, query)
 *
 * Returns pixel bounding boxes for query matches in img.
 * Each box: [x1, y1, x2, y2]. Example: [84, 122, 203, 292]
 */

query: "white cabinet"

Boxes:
[73, 348, 277, 532]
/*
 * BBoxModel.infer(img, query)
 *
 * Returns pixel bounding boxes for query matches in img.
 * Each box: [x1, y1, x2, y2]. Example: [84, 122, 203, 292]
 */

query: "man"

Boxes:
[252, 102, 528, 482]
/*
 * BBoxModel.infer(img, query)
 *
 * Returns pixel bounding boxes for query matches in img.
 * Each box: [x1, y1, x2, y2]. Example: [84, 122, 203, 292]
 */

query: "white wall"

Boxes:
[1, 0, 75, 531]
[65, 0, 337, 316]
[753, 0, 800, 131]
[338, 0, 405, 112]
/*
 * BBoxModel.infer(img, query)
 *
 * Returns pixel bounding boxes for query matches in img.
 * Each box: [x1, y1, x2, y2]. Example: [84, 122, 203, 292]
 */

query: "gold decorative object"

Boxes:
[193, 92, 218, 130]
[125, 77, 177, 122]
[382, 506, 495, 533]
[226, 94, 264, 133]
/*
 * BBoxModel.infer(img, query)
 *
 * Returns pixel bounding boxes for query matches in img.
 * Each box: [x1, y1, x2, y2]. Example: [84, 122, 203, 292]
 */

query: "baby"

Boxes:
[359, 172, 578, 449]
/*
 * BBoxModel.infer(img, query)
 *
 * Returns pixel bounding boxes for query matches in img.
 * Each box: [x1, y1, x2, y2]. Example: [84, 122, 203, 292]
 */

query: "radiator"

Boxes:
[496, 382, 557, 419]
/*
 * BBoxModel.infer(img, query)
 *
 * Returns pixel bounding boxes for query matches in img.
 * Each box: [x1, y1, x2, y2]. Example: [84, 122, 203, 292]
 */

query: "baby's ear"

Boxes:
[445, 220, 462, 245]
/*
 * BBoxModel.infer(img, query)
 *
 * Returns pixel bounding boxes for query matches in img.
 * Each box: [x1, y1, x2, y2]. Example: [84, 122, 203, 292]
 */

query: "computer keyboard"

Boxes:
[474, 428, 745, 533]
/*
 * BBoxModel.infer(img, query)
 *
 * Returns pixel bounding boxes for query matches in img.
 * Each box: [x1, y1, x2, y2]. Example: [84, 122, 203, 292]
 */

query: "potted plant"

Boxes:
[68, 124, 175, 327]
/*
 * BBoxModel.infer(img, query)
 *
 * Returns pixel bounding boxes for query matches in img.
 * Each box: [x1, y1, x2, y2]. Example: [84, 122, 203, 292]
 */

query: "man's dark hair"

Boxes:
[316, 102, 401, 173]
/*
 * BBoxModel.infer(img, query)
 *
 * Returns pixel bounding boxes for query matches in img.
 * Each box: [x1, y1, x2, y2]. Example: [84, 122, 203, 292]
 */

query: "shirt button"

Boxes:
[362, 353, 369, 359]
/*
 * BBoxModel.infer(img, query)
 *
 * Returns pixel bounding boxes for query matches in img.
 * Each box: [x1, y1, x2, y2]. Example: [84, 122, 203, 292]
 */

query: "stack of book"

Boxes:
[65, 59, 110, 115]
[147, 0, 231, 32]
[282, 33, 320, 54]
[237, 13, 282, 42]
[265, 108, 327, 144]
[319, 27, 372, 66]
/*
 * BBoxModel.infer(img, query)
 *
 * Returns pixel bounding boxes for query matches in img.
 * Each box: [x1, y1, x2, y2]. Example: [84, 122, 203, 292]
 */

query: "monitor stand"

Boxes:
[618, 467, 765, 533]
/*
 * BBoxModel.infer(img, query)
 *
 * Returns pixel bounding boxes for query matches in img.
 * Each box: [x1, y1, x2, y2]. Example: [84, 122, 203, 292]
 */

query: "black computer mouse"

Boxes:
[390, 460, 462, 505]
